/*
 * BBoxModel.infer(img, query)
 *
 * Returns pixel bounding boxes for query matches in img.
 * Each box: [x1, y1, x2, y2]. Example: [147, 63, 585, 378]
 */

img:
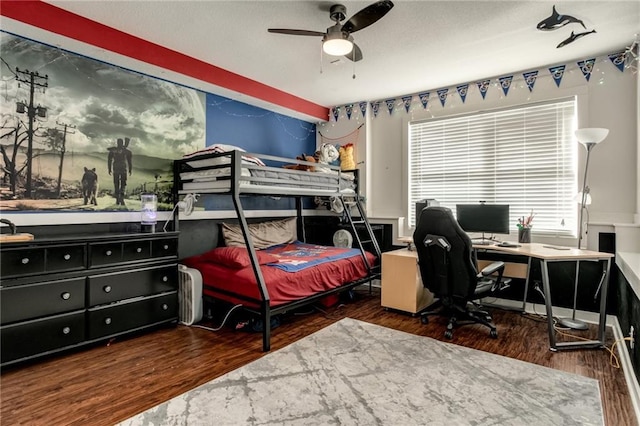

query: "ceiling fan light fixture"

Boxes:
[323, 33, 353, 56]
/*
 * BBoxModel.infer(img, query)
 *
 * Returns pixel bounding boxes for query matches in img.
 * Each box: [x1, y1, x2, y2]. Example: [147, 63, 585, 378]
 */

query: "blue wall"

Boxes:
[206, 94, 316, 156]
[204, 94, 317, 211]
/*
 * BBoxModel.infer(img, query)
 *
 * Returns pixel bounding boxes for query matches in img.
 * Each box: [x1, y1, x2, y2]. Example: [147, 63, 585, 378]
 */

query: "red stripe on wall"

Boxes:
[1, 0, 329, 121]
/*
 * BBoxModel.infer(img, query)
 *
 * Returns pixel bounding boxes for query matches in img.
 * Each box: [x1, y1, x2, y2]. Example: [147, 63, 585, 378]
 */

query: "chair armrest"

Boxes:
[479, 261, 505, 277]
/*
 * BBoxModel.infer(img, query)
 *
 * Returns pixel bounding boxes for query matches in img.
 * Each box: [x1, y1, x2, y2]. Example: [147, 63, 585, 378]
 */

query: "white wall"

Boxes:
[319, 58, 638, 247]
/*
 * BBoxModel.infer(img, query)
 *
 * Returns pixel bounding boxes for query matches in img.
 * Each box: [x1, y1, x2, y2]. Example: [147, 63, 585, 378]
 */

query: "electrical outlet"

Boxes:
[630, 326, 635, 349]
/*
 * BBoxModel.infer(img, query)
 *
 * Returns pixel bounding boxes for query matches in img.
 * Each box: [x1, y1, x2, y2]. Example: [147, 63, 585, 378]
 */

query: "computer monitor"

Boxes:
[456, 204, 510, 244]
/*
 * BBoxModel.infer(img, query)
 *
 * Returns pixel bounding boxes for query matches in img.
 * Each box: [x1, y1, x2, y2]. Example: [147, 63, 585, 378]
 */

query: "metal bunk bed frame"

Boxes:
[172, 149, 382, 351]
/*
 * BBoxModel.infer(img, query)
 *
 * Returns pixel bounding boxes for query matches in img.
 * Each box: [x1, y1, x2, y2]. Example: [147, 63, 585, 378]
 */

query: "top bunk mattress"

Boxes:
[176, 147, 357, 196]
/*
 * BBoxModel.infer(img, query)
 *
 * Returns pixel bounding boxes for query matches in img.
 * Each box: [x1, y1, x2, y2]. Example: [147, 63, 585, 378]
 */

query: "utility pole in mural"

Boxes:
[53, 121, 75, 197]
[15, 68, 49, 199]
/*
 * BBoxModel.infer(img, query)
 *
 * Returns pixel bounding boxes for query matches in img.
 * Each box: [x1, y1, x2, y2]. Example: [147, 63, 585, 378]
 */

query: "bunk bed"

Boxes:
[172, 147, 382, 351]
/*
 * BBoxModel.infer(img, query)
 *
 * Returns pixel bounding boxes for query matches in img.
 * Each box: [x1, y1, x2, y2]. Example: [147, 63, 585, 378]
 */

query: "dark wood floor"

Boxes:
[1, 288, 636, 426]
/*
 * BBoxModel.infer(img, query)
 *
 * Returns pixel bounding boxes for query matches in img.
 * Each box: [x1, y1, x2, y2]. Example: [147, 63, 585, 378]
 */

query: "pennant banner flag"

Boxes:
[608, 51, 626, 72]
[370, 101, 381, 117]
[385, 98, 396, 115]
[549, 65, 566, 87]
[341, 50, 625, 119]
[456, 84, 469, 103]
[418, 92, 430, 109]
[332, 107, 340, 122]
[402, 95, 413, 113]
[359, 101, 367, 117]
[437, 88, 448, 107]
[577, 58, 596, 81]
[498, 76, 513, 96]
[345, 104, 353, 120]
[522, 71, 538, 92]
[476, 80, 490, 99]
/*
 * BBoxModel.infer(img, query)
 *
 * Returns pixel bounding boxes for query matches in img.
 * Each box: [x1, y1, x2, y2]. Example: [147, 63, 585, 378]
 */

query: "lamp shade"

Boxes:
[575, 128, 609, 146]
[323, 33, 353, 56]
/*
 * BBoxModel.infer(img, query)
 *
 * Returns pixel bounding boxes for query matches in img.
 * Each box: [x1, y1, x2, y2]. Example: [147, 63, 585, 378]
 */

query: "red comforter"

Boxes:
[182, 243, 376, 307]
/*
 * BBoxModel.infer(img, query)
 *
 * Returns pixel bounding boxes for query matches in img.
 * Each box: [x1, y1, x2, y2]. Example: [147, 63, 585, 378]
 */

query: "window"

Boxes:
[408, 97, 577, 237]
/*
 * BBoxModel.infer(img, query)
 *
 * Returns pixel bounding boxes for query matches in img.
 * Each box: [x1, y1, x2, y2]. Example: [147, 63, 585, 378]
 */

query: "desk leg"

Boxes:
[541, 259, 557, 350]
[596, 258, 611, 343]
[522, 256, 533, 312]
[552, 257, 611, 351]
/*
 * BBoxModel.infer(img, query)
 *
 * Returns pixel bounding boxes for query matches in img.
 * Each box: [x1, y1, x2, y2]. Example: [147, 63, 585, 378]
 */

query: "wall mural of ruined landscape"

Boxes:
[0, 32, 206, 215]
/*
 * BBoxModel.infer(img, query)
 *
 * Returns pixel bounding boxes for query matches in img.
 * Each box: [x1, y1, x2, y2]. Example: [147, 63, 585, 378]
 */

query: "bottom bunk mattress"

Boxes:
[182, 241, 377, 308]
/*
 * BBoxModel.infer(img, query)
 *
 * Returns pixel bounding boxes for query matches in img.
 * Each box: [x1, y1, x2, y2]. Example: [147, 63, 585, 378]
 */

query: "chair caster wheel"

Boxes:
[420, 316, 429, 324]
[490, 329, 498, 339]
[444, 330, 453, 339]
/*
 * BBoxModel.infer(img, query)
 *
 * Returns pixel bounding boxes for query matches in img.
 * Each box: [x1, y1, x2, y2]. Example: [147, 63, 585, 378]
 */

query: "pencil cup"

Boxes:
[518, 227, 531, 243]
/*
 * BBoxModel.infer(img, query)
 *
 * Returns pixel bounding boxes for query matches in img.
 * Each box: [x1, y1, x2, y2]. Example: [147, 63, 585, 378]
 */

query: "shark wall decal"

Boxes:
[556, 29, 597, 48]
[537, 5, 587, 30]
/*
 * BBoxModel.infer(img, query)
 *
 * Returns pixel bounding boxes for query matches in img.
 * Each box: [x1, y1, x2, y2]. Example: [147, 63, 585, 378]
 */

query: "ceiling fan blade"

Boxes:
[342, 0, 394, 33]
[268, 29, 325, 37]
[344, 43, 363, 62]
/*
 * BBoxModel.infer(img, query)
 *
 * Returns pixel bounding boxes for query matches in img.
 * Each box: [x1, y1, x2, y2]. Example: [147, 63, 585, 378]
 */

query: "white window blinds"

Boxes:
[409, 97, 577, 236]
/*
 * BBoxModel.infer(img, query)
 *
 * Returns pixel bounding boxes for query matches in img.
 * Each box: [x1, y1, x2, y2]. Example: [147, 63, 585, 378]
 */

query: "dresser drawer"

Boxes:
[151, 237, 178, 258]
[1, 311, 85, 365]
[122, 240, 151, 262]
[45, 244, 86, 273]
[1, 247, 45, 278]
[1, 277, 86, 324]
[88, 292, 177, 339]
[88, 264, 177, 306]
[89, 242, 123, 267]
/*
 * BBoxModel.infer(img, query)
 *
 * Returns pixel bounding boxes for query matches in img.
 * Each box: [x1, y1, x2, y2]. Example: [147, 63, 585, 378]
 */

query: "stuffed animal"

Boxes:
[339, 143, 356, 170]
[283, 153, 316, 171]
[313, 143, 340, 173]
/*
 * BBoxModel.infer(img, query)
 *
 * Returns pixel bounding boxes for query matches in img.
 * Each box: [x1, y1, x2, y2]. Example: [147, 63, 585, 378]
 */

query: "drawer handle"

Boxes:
[162, 304, 168, 310]
[136, 247, 142, 253]
[21, 257, 29, 264]
[162, 276, 168, 282]
[61, 292, 71, 300]
[63, 254, 71, 261]
[103, 285, 112, 293]
[163, 244, 169, 250]
[104, 317, 112, 325]
[105, 250, 112, 256]
[62, 327, 71, 335]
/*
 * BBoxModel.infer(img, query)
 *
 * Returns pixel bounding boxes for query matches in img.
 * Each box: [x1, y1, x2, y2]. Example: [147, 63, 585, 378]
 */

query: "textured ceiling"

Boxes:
[14, 1, 640, 118]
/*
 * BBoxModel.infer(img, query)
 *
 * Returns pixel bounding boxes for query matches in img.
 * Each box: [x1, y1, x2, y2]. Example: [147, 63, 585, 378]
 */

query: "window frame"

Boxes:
[405, 96, 579, 239]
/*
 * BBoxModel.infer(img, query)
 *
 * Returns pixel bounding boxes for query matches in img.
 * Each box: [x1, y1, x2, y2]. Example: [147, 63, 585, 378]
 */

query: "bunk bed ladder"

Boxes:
[339, 195, 382, 278]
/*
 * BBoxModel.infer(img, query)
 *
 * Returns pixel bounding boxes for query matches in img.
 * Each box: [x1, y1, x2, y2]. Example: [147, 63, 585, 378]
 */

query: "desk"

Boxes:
[381, 249, 434, 314]
[401, 237, 614, 351]
[475, 243, 613, 351]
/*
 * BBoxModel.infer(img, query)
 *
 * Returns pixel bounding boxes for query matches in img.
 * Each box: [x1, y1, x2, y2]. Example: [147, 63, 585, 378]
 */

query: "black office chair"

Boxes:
[413, 206, 510, 339]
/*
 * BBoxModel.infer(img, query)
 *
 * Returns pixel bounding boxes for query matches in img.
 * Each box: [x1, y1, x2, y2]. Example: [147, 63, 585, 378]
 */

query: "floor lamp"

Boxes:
[558, 127, 609, 330]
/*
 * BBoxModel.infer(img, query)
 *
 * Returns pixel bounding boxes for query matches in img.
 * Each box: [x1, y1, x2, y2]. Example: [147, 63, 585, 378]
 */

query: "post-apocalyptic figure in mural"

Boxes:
[107, 137, 132, 205]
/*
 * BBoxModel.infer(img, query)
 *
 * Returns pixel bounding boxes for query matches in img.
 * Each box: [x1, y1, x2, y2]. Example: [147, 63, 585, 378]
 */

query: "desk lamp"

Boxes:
[558, 127, 608, 331]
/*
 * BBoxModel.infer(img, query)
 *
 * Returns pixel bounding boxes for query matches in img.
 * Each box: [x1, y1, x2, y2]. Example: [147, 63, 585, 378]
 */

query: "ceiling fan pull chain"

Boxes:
[353, 59, 356, 79]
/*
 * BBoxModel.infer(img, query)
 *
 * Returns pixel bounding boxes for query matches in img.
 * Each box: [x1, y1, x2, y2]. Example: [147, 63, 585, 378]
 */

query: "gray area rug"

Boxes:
[120, 318, 603, 426]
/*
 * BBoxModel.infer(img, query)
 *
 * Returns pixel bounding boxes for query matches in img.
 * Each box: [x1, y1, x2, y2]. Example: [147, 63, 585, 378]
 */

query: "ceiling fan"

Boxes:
[268, 0, 394, 62]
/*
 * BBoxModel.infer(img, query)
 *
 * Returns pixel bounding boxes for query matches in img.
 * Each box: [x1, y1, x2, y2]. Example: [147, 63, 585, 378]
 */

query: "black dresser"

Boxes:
[0, 232, 179, 367]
